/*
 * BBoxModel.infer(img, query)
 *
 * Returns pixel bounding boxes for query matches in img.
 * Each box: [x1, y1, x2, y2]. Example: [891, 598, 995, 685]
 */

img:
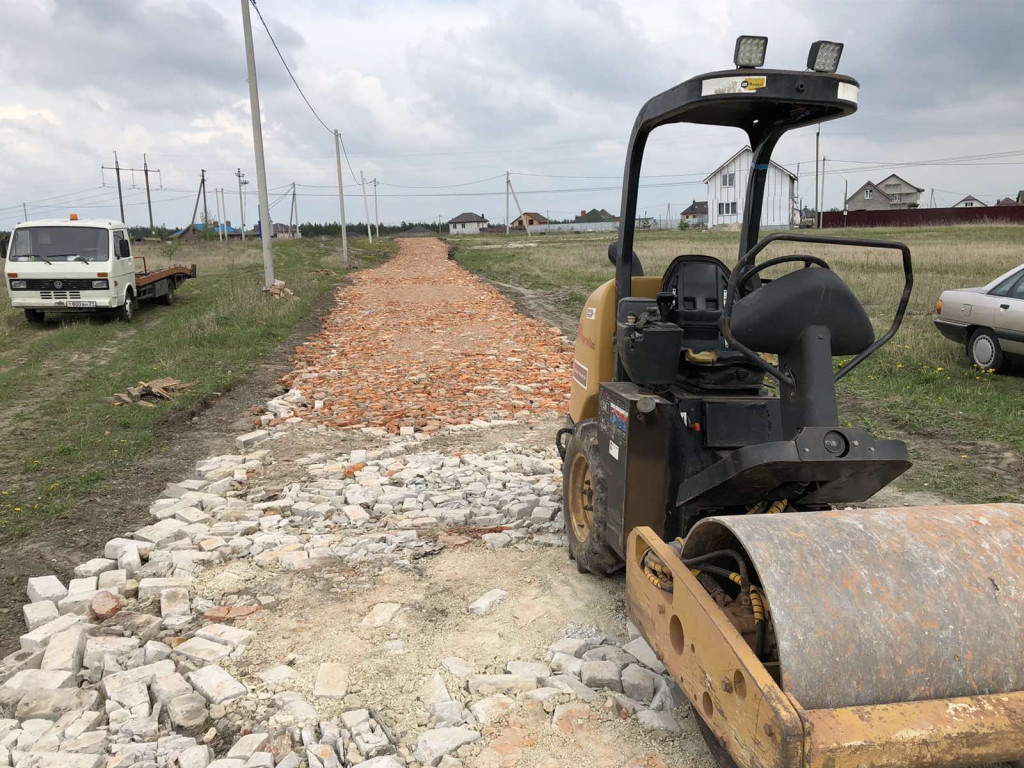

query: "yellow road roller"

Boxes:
[556, 35, 1024, 768]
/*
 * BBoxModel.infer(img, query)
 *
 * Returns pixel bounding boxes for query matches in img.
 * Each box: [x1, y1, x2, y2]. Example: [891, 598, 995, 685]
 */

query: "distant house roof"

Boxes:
[953, 195, 986, 207]
[996, 197, 1020, 206]
[448, 212, 488, 224]
[574, 208, 618, 223]
[1017, 190, 1024, 204]
[703, 146, 796, 183]
[515, 212, 549, 224]
[846, 181, 891, 205]
[680, 200, 708, 216]
[877, 173, 925, 193]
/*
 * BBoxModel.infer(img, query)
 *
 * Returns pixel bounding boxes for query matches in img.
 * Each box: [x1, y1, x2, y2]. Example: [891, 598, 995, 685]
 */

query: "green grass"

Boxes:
[0, 236, 393, 541]
[455, 226, 1024, 503]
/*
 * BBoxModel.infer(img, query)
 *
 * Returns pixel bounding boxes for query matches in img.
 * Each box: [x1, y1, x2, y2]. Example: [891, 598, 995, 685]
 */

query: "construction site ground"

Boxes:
[1, 238, 1010, 768]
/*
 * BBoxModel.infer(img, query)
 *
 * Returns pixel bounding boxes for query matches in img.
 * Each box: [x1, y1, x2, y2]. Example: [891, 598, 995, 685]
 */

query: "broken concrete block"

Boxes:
[160, 588, 190, 618]
[151, 673, 193, 707]
[137, 577, 192, 599]
[187, 665, 246, 704]
[40, 628, 87, 673]
[236, 431, 269, 449]
[2, 668, 74, 691]
[174, 638, 230, 665]
[72, 559, 116, 579]
[22, 603, 58, 632]
[26, 577, 67, 606]
[313, 664, 348, 699]
[20, 614, 86, 652]
[168, 693, 209, 731]
[467, 589, 507, 616]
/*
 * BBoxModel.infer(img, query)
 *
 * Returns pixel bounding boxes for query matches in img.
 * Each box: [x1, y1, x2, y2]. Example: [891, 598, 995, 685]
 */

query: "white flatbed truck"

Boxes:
[4, 216, 195, 323]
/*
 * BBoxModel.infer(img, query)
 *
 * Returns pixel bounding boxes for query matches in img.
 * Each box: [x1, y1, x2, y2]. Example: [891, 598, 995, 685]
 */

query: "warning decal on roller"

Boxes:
[572, 360, 589, 388]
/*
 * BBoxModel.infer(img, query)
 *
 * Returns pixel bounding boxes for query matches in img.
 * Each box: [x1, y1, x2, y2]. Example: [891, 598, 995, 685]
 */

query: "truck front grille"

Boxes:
[39, 291, 82, 300]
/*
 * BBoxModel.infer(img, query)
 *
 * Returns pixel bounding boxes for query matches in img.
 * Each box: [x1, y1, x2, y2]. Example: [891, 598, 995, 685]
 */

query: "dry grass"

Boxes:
[456, 225, 1024, 503]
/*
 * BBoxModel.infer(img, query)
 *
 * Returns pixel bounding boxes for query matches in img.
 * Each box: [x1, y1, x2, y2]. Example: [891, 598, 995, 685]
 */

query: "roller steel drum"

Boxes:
[683, 504, 1024, 709]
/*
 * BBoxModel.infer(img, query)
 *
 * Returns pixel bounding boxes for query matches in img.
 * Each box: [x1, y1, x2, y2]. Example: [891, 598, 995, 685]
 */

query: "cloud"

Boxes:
[0, 0, 1021, 227]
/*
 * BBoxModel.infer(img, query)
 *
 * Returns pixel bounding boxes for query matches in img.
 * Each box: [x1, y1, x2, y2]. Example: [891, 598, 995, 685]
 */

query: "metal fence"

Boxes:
[822, 206, 1024, 228]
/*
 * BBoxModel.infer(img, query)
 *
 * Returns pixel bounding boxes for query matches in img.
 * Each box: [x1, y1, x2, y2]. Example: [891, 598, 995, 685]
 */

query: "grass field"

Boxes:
[456, 225, 1024, 503]
[0, 236, 391, 541]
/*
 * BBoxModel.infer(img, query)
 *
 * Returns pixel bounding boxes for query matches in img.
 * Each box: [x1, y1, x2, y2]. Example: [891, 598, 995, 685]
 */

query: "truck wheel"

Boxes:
[967, 328, 1004, 372]
[563, 419, 623, 575]
[117, 291, 136, 322]
[157, 287, 175, 306]
[24, 309, 44, 325]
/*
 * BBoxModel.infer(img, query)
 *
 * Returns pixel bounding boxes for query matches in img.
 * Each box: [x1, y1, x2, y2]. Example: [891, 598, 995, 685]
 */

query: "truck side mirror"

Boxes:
[118, 239, 131, 258]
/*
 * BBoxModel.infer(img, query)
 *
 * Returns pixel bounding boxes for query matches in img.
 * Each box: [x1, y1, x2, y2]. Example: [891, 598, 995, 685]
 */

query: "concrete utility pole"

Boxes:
[235, 169, 247, 241]
[143, 154, 155, 232]
[22, 202, 27, 221]
[221, 188, 230, 239]
[333, 130, 349, 267]
[360, 171, 373, 243]
[288, 182, 300, 239]
[507, 178, 530, 238]
[505, 171, 510, 235]
[200, 169, 209, 226]
[215, 187, 223, 241]
[814, 125, 821, 228]
[373, 178, 379, 239]
[820, 156, 826, 228]
[114, 152, 125, 223]
[240, 0, 275, 287]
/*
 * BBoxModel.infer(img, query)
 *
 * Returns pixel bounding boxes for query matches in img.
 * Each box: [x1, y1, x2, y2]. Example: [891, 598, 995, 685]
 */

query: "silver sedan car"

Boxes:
[934, 264, 1024, 371]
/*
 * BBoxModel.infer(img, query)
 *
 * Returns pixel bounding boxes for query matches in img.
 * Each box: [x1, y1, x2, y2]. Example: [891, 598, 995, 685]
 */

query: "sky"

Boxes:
[0, 0, 1022, 230]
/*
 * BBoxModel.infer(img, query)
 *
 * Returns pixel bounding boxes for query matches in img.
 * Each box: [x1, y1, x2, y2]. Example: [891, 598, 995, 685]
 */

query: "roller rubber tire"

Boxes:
[691, 704, 740, 768]
[562, 419, 623, 575]
[967, 328, 1004, 372]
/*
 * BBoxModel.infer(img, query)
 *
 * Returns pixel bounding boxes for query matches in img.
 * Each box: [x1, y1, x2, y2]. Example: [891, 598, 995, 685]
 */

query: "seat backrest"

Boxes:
[661, 254, 730, 346]
[731, 267, 874, 355]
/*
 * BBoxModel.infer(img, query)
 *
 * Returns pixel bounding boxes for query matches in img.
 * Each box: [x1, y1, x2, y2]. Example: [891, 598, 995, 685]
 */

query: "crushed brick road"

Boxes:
[281, 238, 573, 433]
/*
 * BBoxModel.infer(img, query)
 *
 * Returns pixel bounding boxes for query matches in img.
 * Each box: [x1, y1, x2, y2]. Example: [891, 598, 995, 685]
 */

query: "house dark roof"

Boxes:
[996, 197, 1020, 206]
[953, 195, 986, 207]
[448, 212, 488, 224]
[680, 200, 708, 216]
[574, 208, 618, 223]
[515, 212, 550, 224]
[845, 181, 891, 204]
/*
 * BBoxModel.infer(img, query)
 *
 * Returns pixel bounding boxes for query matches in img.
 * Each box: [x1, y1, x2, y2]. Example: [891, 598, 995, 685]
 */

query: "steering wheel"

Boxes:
[736, 254, 831, 296]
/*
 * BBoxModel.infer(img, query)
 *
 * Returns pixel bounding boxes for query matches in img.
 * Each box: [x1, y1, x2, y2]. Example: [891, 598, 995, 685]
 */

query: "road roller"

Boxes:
[556, 36, 1024, 768]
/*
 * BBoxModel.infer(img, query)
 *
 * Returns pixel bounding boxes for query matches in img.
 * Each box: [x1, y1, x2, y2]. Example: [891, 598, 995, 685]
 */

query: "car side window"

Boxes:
[1009, 277, 1024, 301]
[989, 272, 1023, 297]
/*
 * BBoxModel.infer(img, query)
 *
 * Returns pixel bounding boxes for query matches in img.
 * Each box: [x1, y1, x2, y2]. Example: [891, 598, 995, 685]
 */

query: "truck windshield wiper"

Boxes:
[73, 255, 90, 265]
[29, 254, 53, 265]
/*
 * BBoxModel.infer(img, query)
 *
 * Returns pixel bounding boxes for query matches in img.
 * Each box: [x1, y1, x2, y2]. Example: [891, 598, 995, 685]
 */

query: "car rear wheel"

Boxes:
[562, 419, 623, 575]
[157, 286, 175, 306]
[968, 328, 1005, 372]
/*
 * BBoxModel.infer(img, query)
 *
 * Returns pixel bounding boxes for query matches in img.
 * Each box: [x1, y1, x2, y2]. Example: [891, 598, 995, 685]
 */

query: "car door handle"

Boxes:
[1000, 304, 1010, 310]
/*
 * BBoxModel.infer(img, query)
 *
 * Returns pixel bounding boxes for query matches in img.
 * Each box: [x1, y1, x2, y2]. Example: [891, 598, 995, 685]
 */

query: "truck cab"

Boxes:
[5, 216, 194, 323]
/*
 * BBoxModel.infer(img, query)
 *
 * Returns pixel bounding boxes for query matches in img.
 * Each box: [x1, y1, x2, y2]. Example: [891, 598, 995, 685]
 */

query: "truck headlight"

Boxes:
[91, 279, 109, 289]
[10, 280, 26, 289]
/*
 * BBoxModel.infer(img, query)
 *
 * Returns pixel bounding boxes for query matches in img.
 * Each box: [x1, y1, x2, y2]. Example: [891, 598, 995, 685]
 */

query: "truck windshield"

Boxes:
[8, 227, 109, 262]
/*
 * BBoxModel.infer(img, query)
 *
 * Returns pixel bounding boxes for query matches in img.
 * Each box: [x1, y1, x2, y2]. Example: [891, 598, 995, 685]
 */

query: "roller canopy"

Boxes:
[683, 504, 1024, 710]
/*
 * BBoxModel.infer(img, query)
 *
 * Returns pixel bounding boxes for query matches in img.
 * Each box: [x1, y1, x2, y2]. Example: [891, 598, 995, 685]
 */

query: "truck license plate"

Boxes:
[63, 301, 97, 308]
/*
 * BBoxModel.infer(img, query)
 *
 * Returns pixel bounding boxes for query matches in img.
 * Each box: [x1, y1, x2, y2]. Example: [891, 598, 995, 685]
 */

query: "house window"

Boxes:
[717, 202, 737, 215]
[864, 189, 872, 200]
[722, 172, 736, 188]
[965, 201, 974, 207]
[891, 193, 901, 203]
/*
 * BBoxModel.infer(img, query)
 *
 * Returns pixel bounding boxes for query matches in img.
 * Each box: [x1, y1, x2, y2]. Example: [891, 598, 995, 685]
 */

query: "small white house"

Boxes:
[704, 147, 797, 229]
[447, 212, 488, 235]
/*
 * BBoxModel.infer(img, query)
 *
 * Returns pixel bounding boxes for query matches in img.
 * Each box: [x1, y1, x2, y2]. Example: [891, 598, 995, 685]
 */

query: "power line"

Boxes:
[248, 0, 360, 185]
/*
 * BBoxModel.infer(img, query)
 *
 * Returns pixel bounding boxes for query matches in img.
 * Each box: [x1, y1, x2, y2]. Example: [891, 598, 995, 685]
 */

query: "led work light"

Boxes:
[734, 36, 768, 68]
[807, 40, 844, 73]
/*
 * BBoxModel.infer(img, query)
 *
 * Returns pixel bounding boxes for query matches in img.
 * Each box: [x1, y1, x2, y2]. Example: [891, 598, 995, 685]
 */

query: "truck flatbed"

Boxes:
[135, 264, 195, 288]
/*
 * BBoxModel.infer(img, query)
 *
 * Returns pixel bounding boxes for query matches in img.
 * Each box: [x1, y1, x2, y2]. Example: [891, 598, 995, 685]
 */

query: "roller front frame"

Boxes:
[626, 526, 1024, 768]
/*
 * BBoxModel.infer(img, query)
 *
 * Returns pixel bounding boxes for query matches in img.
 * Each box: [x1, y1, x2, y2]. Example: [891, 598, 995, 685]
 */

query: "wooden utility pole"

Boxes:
[102, 155, 160, 228]
[187, 172, 204, 232]
[240, 0, 275, 287]
[814, 126, 821, 228]
[214, 187, 224, 242]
